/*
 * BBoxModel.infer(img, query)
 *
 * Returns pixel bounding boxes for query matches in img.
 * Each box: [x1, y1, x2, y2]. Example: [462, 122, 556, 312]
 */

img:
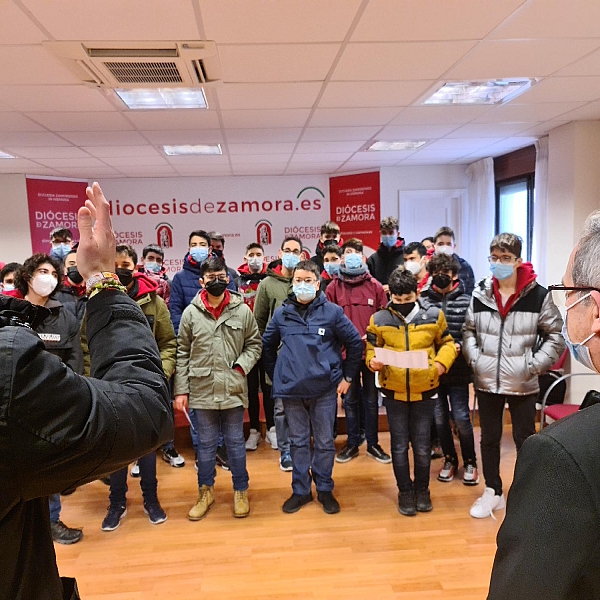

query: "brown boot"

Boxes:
[188, 485, 214, 521]
[233, 489, 249, 518]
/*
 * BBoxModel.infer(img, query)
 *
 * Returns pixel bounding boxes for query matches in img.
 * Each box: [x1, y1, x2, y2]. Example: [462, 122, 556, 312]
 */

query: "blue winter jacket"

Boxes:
[262, 293, 363, 400]
[169, 253, 237, 334]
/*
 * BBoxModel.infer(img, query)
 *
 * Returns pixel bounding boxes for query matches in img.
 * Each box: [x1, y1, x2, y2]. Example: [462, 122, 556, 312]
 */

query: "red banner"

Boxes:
[26, 178, 88, 254]
[329, 172, 380, 254]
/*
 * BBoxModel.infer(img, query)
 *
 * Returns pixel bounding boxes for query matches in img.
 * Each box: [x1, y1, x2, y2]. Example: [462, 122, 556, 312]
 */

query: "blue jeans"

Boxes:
[109, 452, 157, 506]
[344, 364, 378, 447]
[195, 406, 248, 491]
[282, 393, 337, 496]
[190, 408, 224, 454]
[49, 494, 61, 523]
[274, 398, 290, 454]
[433, 383, 477, 466]
[384, 390, 437, 493]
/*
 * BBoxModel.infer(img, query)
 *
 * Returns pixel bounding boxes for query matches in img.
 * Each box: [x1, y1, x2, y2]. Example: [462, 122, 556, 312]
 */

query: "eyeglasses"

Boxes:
[282, 249, 302, 256]
[293, 278, 317, 285]
[549, 284, 600, 303]
[488, 255, 516, 264]
[205, 276, 228, 283]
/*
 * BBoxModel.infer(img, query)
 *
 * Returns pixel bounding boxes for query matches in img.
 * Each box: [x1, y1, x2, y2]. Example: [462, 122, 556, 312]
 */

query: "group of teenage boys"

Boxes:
[0, 214, 564, 533]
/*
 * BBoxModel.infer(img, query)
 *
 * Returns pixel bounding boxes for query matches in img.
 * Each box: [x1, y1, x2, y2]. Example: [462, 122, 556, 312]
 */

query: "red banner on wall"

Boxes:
[26, 178, 88, 254]
[329, 171, 380, 254]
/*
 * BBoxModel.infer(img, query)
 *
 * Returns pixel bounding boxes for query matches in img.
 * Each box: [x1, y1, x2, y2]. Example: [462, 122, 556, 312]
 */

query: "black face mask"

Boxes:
[205, 278, 228, 297]
[67, 266, 83, 285]
[323, 238, 338, 248]
[116, 268, 134, 287]
[211, 248, 224, 259]
[432, 274, 452, 290]
[391, 302, 416, 317]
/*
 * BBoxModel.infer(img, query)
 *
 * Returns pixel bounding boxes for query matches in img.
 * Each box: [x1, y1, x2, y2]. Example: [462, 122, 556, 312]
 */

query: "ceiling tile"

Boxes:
[174, 166, 233, 176]
[229, 154, 291, 165]
[446, 39, 600, 79]
[222, 109, 311, 129]
[0, 85, 116, 112]
[352, 0, 526, 41]
[425, 138, 502, 152]
[319, 81, 434, 108]
[489, 0, 600, 39]
[232, 165, 287, 175]
[289, 153, 354, 163]
[549, 100, 600, 122]
[445, 123, 533, 138]
[27, 112, 134, 132]
[201, 0, 362, 43]
[217, 83, 322, 110]
[54, 167, 121, 178]
[0, 113, 46, 132]
[36, 157, 106, 168]
[0, 3, 48, 44]
[515, 122, 568, 137]
[475, 138, 538, 156]
[390, 105, 493, 125]
[471, 102, 586, 124]
[142, 130, 224, 145]
[0, 131, 71, 146]
[228, 143, 296, 155]
[220, 44, 340, 83]
[0, 158, 48, 171]
[125, 110, 220, 131]
[346, 152, 409, 163]
[20, 0, 200, 40]
[83, 146, 161, 158]
[102, 156, 170, 167]
[295, 141, 364, 153]
[59, 131, 148, 146]
[516, 77, 600, 104]
[310, 108, 400, 127]
[302, 126, 380, 142]
[226, 129, 302, 143]
[377, 124, 459, 139]
[116, 167, 179, 177]
[0, 46, 79, 85]
[556, 48, 600, 77]
[165, 155, 230, 166]
[333, 42, 476, 81]
[4, 146, 90, 159]
[286, 163, 345, 172]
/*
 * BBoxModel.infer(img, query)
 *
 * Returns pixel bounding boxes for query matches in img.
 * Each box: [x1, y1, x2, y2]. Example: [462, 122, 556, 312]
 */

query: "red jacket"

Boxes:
[237, 262, 268, 312]
[138, 266, 171, 307]
[130, 271, 159, 299]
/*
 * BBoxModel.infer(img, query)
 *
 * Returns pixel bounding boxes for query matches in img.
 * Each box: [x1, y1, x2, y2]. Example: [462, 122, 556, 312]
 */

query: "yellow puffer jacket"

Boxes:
[365, 303, 456, 401]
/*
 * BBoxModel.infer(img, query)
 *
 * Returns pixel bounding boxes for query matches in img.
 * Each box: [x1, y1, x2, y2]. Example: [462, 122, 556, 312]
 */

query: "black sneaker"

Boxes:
[101, 505, 127, 532]
[398, 491, 416, 516]
[51, 520, 83, 545]
[416, 488, 433, 512]
[216, 445, 230, 471]
[162, 447, 185, 467]
[282, 493, 313, 513]
[144, 501, 167, 525]
[366, 444, 392, 464]
[317, 491, 340, 514]
[335, 445, 359, 463]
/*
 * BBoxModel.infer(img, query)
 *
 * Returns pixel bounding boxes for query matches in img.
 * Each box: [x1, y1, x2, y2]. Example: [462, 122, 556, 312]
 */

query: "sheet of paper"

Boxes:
[374, 348, 429, 369]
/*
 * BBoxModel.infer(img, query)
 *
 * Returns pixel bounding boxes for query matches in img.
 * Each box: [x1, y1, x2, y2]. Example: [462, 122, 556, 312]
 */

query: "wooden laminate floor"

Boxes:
[55, 428, 517, 600]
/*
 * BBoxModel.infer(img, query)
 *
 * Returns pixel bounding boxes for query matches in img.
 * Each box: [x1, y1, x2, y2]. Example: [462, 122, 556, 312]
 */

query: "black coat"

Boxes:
[55, 285, 88, 326]
[0, 292, 172, 600]
[366, 239, 405, 286]
[420, 282, 472, 385]
[488, 404, 600, 600]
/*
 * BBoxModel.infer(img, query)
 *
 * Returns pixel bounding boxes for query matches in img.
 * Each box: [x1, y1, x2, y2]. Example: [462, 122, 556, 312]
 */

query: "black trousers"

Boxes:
[247, 359, 274, 430]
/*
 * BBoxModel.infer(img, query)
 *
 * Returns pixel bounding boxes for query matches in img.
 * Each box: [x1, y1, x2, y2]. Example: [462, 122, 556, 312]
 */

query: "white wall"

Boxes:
[0, 174, 31, 263]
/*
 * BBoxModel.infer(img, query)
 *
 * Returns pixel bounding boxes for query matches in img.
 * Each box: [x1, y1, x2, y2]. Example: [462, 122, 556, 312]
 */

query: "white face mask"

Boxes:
[436, 245, 454, 256]
[31, 273, 57, 297]
[405, 260, 422, 276]
[247, 256, 263, 272]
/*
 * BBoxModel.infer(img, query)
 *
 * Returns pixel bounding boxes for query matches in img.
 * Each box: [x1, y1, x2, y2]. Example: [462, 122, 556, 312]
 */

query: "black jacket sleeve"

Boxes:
[7, 290, 173, 499]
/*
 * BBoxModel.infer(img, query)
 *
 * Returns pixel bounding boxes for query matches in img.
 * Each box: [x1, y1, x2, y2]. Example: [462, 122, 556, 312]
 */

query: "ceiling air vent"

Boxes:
[44, 41, 222, 88]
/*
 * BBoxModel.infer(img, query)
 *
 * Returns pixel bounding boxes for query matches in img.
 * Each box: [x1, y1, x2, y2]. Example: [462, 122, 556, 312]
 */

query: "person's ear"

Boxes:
[590, 291, 600, 334]
[516, 257, 523, 267]
[243, 256, 248, 264]
[315, 279, 321, 291]
[278, 249, 283, 259]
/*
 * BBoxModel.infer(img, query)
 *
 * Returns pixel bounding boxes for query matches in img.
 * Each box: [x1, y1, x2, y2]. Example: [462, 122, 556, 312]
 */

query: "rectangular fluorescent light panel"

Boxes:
[0, 150, 16, 159]
[423, 79, 534, 106]
[163, 144, 222, 156]
[115, 87, 208, 110]
[367, 141, 427, 151]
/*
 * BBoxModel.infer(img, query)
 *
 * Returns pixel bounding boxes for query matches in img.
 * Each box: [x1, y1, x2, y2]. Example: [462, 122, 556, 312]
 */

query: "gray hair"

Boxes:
[572, 210, 600, 291]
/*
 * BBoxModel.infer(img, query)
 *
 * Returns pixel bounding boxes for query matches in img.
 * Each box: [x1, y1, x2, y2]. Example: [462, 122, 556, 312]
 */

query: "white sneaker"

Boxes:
[131, 461, 140, 477]
[265, 426, 278, 450]
[245, 428, 262, 451]
[470, 487, 505, 519]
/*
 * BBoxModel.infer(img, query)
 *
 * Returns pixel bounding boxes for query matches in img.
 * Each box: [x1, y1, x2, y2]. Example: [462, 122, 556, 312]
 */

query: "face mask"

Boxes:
[190, 247, 209, 263]
[51, 243, 72, 260]
[432, 274, 452, 290]
[67, 266, 84, 285]
[324, 262, 340, 277]
[562, 293, 598, 372]
[293, 282, 317, 303]
[405, 261, 422, 276]
[381, 235, 397, 248]
[281, 253, 300, 270]
[2, 283, 14, 292]
[344, 253, 363, 270]
[31, 273, 57, 297]
[490, 262, 514, 280]
[435, 245, 453, 256]
[247, 257, 263, 272]
[323, 238, 338, 248]
[116, 268, 134, 287]
[212, 248, 224, 259]
[145, 261, 161, 273]
[391, 302, 416, 317]
[205, 278, 228, 297]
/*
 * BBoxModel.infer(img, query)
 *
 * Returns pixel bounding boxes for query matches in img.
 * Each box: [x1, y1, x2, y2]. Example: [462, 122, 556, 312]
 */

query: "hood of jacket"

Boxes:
[182, 252, 203, 276]
[131, 271, 159, 299]
[266, 259, 292, 282]
[337, 269, 373, 286]
[475, 262, 538, 312]
[190, 288, 243, 312]
[237, 262, 268, 278]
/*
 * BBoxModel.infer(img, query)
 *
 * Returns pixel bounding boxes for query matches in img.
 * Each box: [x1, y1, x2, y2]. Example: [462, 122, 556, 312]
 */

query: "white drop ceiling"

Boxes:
[1, 0, 600, 178]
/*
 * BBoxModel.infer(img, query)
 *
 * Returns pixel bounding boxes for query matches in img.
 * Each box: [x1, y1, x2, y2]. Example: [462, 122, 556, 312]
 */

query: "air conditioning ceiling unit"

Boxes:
[44, 41, 222, 88]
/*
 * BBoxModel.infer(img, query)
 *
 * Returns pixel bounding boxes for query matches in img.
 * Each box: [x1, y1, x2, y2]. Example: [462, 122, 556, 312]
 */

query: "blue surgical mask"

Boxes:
[381, 235, 397, 248]
[282, 253, 300, 270]
[563, 292, 598, 372]
[344, 253, 363, 270]
[293, 282, 317, 302]
[190, 247, 209, 263]
[145, 261, 161, 273]
[490, 262, 514, 280]
[51, 243, 71, 260]
[324, 262, 340, 277]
